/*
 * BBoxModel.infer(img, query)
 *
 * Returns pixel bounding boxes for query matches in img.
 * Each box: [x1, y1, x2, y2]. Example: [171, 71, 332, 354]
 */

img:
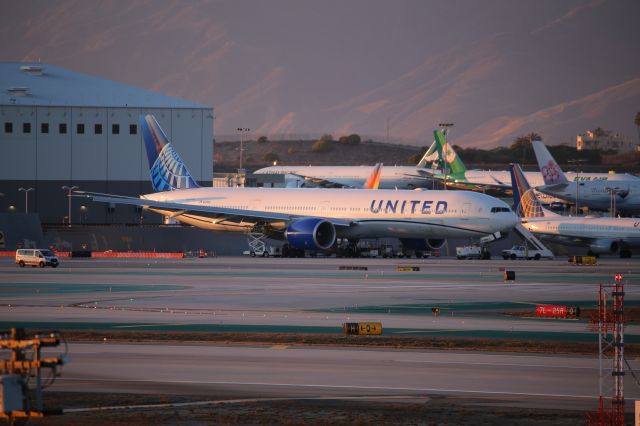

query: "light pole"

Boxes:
[18, 187, 34, 213]
[62, 185, 79, 226]
[236, 127, 250, 170]
[438, 122, 454, 190]
[568, 159, 585, 216]
[79, 205, 88, 224]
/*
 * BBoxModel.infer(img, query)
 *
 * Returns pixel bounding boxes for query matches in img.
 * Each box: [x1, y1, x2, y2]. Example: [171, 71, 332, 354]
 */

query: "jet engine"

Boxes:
[589, 239, 619, 255]
[285, 217, 336, 250]
[426, 239, 446, 250]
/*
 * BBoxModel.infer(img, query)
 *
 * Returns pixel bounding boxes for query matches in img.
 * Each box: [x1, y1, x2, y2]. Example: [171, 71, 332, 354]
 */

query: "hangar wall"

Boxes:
[0, 63, 213, 224]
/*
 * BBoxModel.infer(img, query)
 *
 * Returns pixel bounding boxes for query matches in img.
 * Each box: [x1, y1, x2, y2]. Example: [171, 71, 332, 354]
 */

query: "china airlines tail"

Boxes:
[531, 141, 569, 186]
[140, 114, 200, 192]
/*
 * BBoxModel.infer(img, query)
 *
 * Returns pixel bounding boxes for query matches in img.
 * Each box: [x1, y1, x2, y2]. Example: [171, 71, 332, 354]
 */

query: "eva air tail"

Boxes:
[433, 130, 467, 179]
[509, 163, 555, 219]
[140, 114, 199, 192]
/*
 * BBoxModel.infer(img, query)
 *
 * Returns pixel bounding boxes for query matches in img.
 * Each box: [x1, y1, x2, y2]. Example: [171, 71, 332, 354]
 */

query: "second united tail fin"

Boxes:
[140, 114, 199, 192]
[509, 163, 552, 219]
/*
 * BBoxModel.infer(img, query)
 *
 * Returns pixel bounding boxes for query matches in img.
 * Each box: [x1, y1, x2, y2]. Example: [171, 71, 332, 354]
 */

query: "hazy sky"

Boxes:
[2, 0, 639, 147]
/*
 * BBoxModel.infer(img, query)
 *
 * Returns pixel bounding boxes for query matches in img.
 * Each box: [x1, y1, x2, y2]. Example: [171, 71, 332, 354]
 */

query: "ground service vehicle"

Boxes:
[501, 245, 552, 260]
[456, 245, 490, 259]
[16, 249, 59, 268]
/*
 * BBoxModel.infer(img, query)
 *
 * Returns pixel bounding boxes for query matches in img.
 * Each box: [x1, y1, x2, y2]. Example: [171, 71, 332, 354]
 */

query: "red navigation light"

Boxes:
[615, 274, 623, 281]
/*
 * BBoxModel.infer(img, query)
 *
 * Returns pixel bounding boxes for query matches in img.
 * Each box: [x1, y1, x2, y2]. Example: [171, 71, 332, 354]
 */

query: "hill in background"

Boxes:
[214, 138, 424, 173]
[214, 137, 640, 174]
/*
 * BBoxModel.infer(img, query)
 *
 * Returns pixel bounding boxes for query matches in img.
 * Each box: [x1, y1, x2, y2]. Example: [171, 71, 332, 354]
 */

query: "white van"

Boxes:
[15, 249, 59, 268]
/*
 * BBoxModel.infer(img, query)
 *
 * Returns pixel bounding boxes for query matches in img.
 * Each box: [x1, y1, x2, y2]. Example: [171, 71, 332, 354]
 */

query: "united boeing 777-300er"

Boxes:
[510, 163, 640, 258]
[77, 115, 519, 254]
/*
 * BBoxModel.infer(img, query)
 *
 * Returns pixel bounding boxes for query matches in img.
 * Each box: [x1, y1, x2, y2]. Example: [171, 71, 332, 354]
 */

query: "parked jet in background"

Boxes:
[510, 163, 640, 258]
[78, 115, 518, 255]
[532, 141, 640, 214]
[428, 130, 638, 204]
[253, 141, 440, 189]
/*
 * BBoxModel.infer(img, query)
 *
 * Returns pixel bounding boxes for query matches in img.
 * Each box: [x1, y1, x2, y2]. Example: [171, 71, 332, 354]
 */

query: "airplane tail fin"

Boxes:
[509, 163, 545, 218]
[140, 114, 199, 192]
[363, 163, 383, 189]
[531, 140, 569, 185]
[416, 141, 440, 168]
[433, 130, 466, 177]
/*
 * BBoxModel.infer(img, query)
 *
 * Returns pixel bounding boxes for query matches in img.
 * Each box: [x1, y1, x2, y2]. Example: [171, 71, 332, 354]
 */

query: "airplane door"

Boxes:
[462, 203, 471, 215]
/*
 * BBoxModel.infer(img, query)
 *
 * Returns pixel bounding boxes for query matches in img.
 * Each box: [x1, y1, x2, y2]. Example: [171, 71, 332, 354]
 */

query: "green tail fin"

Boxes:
[433, 130, 467, 179]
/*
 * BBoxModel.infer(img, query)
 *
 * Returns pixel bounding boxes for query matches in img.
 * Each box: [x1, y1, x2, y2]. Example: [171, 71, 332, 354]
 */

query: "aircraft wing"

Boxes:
[75, 191, 353, 227]
[286, 173, 355, 188]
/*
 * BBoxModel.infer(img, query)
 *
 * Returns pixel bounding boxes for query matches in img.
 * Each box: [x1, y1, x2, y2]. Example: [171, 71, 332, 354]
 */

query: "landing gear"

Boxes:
[282, 244, 304, 258]
[620, 249, 632, 258]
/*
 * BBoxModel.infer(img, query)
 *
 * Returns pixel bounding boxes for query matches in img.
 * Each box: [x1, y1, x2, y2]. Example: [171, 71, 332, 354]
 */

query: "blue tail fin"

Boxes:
[140, 114, 199, 192]
[509, 163, 544, 218]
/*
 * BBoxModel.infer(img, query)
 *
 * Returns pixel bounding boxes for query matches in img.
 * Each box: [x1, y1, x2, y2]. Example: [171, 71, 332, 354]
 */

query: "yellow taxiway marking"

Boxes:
[270, 345, 290, 349]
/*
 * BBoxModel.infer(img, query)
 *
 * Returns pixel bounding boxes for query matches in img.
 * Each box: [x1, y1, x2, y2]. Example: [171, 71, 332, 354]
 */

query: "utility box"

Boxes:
[1, 375, 24, 414]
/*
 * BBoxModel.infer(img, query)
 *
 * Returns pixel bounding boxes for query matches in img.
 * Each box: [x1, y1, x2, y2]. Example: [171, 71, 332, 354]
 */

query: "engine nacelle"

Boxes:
[400, 238, 446, 251]
[285, 217, 336, 250]
[589, 239, 619, 255]
[426, 239, 446, 250]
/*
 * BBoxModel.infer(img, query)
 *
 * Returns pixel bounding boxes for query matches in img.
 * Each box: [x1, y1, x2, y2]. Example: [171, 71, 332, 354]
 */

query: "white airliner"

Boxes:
[429, 130, 638, 202]
[77, 115, 519, 253]
[532, 141, 640, 213]
[510, 163, 640, 258]
[253, 142, 440, 189]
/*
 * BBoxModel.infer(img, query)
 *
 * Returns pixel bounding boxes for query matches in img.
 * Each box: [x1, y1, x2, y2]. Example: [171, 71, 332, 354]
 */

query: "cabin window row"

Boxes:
[4, 122, 137, 135]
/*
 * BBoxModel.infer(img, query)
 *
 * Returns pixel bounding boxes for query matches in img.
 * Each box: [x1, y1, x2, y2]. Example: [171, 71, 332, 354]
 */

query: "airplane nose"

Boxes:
[508, 212, 519, 229]
[499, 212, 519, 231]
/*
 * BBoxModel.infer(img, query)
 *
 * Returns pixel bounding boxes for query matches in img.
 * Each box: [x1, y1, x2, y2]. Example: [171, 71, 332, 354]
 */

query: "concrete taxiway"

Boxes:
[1, 257, 638, 340]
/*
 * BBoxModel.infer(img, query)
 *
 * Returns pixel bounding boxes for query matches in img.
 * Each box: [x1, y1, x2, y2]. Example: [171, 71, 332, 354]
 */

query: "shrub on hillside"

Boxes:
[338, 134, 361, 145]
[262, 152, 280, 163]
[311, 139, 332, 153]
[320, 133, 334, 143]
[257, 136, 269, 144]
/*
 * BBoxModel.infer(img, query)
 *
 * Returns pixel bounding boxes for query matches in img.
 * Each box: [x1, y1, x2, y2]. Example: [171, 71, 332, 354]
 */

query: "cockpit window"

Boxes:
[490, 207, 511, 213]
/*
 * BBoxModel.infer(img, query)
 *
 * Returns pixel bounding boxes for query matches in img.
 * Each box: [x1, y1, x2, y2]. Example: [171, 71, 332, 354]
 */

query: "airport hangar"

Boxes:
[0, 62, 213, 225]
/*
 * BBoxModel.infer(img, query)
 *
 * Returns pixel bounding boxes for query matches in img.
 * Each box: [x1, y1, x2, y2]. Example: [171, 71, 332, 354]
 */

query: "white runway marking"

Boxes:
[392, 359, 595, 370]
[55, 377, 598, 400]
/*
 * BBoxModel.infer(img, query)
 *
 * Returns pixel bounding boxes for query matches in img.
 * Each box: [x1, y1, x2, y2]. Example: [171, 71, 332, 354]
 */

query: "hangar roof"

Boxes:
[0, 62, 210, 109]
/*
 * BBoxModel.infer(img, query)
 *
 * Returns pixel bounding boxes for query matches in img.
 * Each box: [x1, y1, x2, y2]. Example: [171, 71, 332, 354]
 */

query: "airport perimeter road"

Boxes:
[50, 342, 637, 411]
[1, 257, 639, 339]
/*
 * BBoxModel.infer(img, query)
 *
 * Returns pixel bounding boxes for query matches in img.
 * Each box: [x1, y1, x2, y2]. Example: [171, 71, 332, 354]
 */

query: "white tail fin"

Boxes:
[531, 141, 568, 185]
[416, 141, 439, 168]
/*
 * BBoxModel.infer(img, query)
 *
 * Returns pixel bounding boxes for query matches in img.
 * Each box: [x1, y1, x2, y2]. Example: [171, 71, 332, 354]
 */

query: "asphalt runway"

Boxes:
[50, 342, 637, 411]
[1, 256, 639, 340]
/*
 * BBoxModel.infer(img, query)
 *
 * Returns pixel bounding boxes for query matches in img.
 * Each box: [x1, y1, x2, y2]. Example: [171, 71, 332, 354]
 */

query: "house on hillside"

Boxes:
[576, 128, 638, 153]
